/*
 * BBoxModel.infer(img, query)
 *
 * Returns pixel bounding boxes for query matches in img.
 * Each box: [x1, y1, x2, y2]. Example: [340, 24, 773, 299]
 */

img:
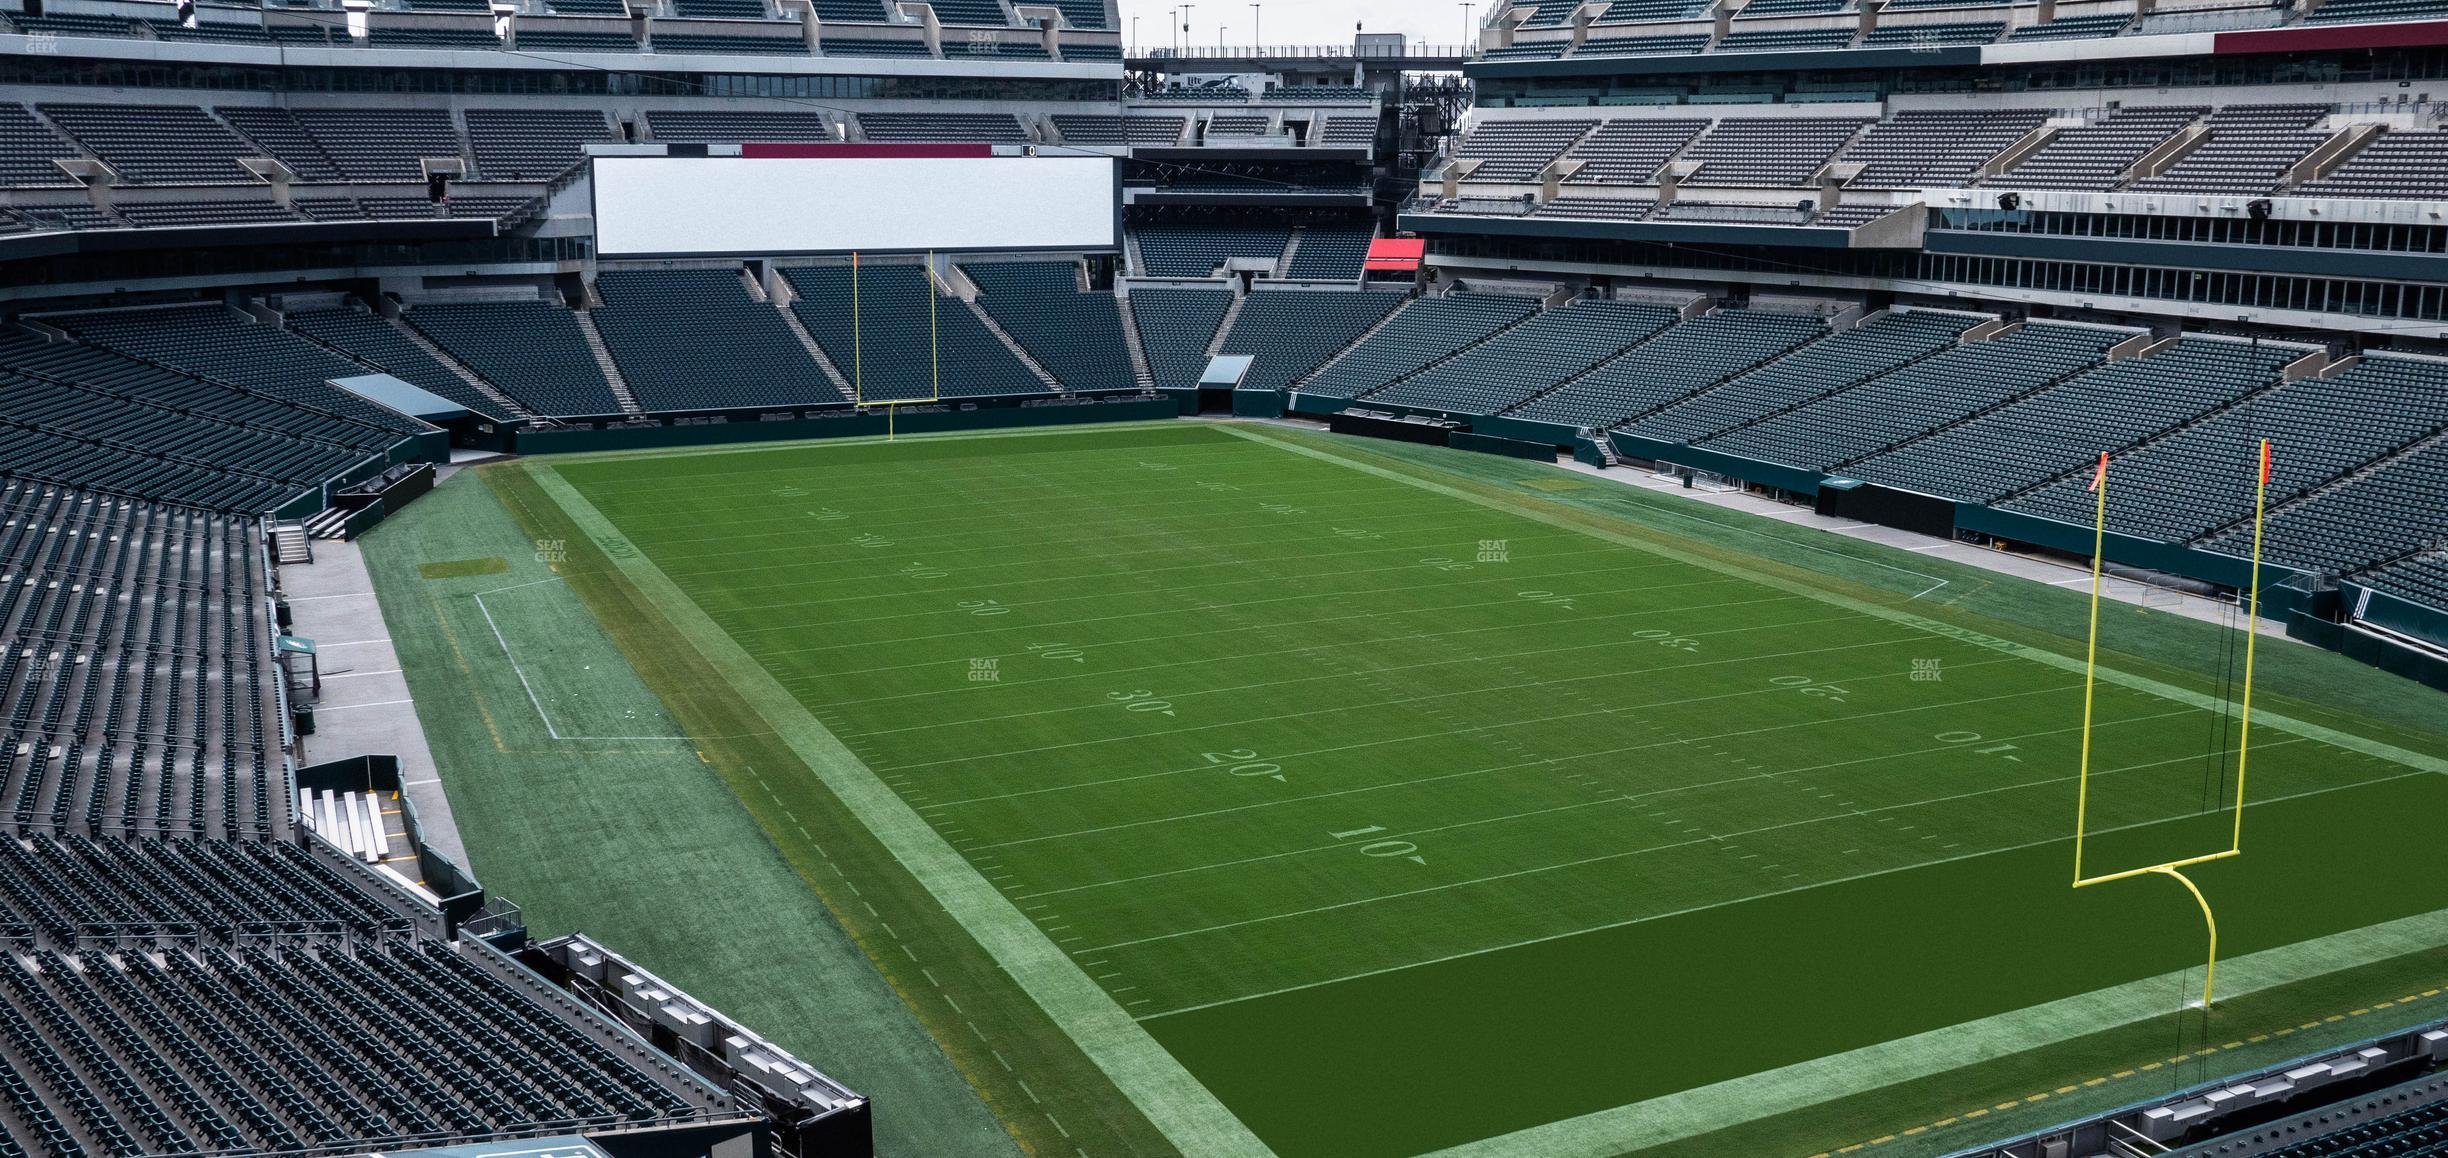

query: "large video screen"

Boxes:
[592, 153, 1119, 258]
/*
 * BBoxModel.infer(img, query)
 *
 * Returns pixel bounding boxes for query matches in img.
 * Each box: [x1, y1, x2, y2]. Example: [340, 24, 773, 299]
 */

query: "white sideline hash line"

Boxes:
[469, 577, 690, 744]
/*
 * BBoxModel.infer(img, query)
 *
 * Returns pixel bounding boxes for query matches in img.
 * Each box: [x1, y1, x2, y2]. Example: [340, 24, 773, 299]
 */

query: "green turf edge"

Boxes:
[514, 460, 1273, 1158]
[1254, 427, 2448, 758]
[1205, 425, 2448, 1155]
[1219, 426, 2445, 778]
[355, 476, 1023, 1158]
[477, 462, 1190, 1158]
[1413, 907, 2448, 1158]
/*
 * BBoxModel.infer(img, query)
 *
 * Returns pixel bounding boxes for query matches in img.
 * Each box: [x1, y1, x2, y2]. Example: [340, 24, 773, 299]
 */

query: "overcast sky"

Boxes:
[1117, 0, 1472, 50]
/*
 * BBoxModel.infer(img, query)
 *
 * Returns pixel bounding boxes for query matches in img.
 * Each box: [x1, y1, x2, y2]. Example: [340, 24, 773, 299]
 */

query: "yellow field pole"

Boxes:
[852, 251, 864, 407]
[2230, 439, 2272, 854]
[930, 249, 942, 404]
[2072, 452, 2110, 886]
[2153, 866, 2221, 1009]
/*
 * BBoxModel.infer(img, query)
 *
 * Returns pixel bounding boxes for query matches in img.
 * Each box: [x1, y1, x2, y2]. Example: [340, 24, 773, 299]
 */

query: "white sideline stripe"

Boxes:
[470, 579, 690, 744]
[287, 591, 377, 601]
[313, 698, 416, 712]
[317, 637, 394, 647]
[320, 668, 403, 681]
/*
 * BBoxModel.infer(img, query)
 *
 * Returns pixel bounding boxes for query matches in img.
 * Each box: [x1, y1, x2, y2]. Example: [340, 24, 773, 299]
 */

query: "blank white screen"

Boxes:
[592, 155, 1118, 257]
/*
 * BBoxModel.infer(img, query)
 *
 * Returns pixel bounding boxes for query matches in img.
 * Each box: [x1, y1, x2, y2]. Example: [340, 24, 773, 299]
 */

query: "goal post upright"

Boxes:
[2067, 444, 2274, 1011]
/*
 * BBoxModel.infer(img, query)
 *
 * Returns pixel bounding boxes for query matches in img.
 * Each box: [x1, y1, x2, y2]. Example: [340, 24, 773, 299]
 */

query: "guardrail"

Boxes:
[1130, 43, 1480, 60]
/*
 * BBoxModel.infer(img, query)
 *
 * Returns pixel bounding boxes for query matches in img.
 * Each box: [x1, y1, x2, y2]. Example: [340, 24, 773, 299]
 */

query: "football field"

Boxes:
[501, 422, 2448, 1157]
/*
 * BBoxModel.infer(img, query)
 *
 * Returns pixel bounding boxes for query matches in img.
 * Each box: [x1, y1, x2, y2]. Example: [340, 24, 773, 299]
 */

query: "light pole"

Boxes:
[1180, 4, 1194, 54]
[1218, 24, 1227, 50]
[1460, 2, 1475, 50]
[1250, 2, 1260, 48]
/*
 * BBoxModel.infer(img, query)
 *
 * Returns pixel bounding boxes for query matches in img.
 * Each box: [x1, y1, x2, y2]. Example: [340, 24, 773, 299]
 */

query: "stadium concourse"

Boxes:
[0, 0, 2445, 1156]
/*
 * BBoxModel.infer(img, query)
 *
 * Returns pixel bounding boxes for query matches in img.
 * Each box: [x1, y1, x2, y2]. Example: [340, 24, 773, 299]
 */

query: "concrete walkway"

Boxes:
[276, 534, 469, 865]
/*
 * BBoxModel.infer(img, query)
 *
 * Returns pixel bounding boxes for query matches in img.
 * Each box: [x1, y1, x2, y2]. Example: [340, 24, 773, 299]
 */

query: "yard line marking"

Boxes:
[921, 633, 1977, 780]
[1130, 745, 2398, 1018]
[1234, 425, 2448, 778]
[830, 604, 1870, 714]
[977, 664, 2043, 851]
[845, 616, 1924, 739]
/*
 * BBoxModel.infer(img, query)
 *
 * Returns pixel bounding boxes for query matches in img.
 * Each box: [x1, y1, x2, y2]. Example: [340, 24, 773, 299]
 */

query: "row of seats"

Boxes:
[8, 102, 614, 188]
[1512, 308, 1832, 428]
[784, 264, 1047, 401]
[592, 269, 845, 412]
[1448, 104, 2448, 199]
[1700, 321, 2125, 468]
[1127, 287, 1233, 390]
[0, 486, 285, 839]
[1369, 298, 1682, 415]
[964, 262, 1138, 394]
[1300, 294, 1543, 399]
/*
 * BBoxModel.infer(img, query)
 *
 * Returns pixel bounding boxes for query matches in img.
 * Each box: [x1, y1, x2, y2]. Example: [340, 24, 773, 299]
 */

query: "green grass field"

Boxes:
[374, 422, 2448, 1158]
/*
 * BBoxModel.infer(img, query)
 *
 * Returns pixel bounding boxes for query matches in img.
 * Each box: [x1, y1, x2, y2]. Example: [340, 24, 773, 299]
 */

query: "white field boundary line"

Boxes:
[1412, 768, 2448, 1158]
[1233, 426, 2448, 779]
[1206, 424, 2448, 1158]
[469, 577, 691, 745]
[528, 463, 1275, 1158]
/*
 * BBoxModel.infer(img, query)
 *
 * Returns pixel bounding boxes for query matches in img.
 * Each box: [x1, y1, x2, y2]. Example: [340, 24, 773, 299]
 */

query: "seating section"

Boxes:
[1574, 33, 1710, 56]
[0, 105, 86, 188]
[858, 113, 1029, 143]
[1701, 322, 2123, 469]
[1991, 106, 2205, 190]
[1453, 119, 1597, 182]
[1128, 288, 1233, 390]
[53, 307, 429, 434]
[1846, 337, 2295, 501]
[1716, 26, 1858, 51]
[1300, 295, 1542, 399]
[287, 307, 520, 421]
[464, 107, 617, 180]
[0, 340, 381, 512]
[1286, 225, 1375, 280]
[784, 264, 1048, 401]
[1367, 298, 1681, 415]
[2359, 552, 2448, 611]
[964, 262, 1137, 394]
[1510, 309, 1830, 428]
[644, 109, 833, 142]
[649, 32, 808, 55]
[2295, 130, 2448, 200]
[223, 106, 467, 183]
[2129, 104, 2330, 194]
[1134, 223, 1292, 277]
[0, 488, 287, 838]
[2006, 353, 2448, 542]
[1054, 114, 1185, 145]
[2007, 12, 2132, 38]
[405, 300, 625, 416]
[514, 27, 643, 51]
[1845, 109, 2049, 189]
[39, 104, 264, 185]
[1320, 117, 1377, 147]
[821, 36, 936, 57]
[2198, 438, 2448, 575]
[1218, 291, 1407, 393]
[1681, 117, 1868, 185]
[2305, 0, 2448, 22]
[1861, 20, 2006, 45]
[1623, 309, 1983, 444]
[1564, 118, 1709, 184]
[591, 270, 845, 412]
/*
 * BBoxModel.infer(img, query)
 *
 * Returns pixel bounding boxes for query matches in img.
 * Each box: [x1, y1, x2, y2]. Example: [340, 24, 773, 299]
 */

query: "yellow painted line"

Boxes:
[1902, 1127, 1928, 1137]
[2056, 1086, 2079, 1095]
[1963, 1109, 1988, 1120]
